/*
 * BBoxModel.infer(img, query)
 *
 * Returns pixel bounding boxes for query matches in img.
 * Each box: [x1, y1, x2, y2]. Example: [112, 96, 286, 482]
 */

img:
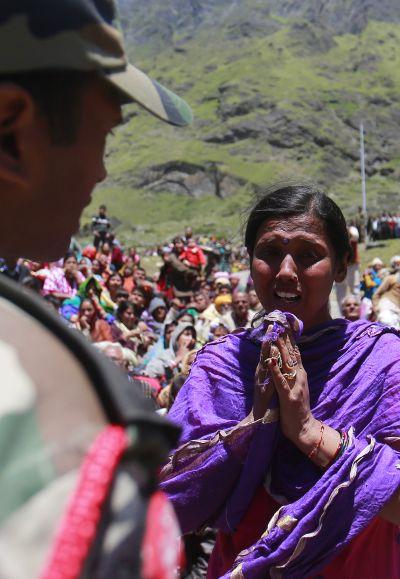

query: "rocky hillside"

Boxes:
[83, 0, 400, 245]
[118, 0, 400, 42]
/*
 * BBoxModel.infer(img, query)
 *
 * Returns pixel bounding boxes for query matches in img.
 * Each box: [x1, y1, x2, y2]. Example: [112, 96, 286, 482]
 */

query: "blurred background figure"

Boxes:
[340, 295, 362, 321]
[92, 204, 111, 249]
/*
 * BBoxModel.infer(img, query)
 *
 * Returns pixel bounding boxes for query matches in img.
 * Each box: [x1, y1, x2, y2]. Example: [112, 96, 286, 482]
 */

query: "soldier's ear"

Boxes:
[0, 84, 34, 188]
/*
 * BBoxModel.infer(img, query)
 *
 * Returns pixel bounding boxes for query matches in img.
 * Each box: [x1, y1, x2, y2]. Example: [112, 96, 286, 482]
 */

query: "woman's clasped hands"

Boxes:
[254, 327, 341, 469]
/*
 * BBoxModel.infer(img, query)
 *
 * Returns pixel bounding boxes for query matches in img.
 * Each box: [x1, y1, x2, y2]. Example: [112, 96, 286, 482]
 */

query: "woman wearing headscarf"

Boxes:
[145, 322, 197, 384]
[60, 276, 114, 322]
[72, 298, 112, 343]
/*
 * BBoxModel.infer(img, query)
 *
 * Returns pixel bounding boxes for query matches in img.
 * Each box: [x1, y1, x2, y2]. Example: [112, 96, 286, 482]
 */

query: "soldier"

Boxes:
[0, 1, 192, 578]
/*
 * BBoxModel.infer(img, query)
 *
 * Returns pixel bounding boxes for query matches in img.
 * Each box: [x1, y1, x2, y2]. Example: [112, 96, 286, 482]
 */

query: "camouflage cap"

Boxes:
[0, 0, 193, 126]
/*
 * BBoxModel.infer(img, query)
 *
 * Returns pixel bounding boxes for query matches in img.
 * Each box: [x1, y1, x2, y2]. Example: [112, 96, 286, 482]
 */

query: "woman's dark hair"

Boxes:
[176, 310, 195, 325]
[79, 297, 96, 313]
[106, 272, 123, 289]
[63, 250, 77, 263]
[21, 275, 42, 293]
[115, 288, 129, 300]
[116, 300, 136, 322]
[132, 287, 146, 298]
[177, 325, 197, 341]
[245, 183, 351, 261]
[168, 374, 187, 411]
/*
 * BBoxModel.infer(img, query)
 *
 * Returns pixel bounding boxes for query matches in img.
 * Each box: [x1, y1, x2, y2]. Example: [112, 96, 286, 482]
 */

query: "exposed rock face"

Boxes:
[288, 21, 337, 55]
[272, 0, 400, 34]
[136, 161, 248, 199]
[109, 0, 400, 221]
[118, 0, 400, 44]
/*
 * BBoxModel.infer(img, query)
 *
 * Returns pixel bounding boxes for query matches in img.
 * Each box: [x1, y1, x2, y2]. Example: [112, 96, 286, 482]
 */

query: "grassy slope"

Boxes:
[81, 19, 400, 247]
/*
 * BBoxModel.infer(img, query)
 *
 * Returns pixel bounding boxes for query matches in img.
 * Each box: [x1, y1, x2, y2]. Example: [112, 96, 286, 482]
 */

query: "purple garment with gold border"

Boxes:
[160, 317, 400, 577]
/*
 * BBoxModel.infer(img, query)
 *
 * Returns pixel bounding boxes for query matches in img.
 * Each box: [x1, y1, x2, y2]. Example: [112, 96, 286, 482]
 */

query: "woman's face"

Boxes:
[213, 324, 229, 338]
[129, 291, 145, 308]
[178, 313, 194, 325]
[121, 306, 136, 329]
[64, 256, 77, 273]
[108, 274, 122, 290]
[251, 214, 346, 330]
[92, 259, 101, 274]
[80, 300, 95, 320]
[153, 306, 167, 323]
[178, 328, 195, 349]
[164, 323, 176, 346]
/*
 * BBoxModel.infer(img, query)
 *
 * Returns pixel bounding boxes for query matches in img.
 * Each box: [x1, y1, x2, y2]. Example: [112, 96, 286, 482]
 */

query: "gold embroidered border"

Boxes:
[270, 430, 375, 575]
[276, 515, 298, 532]
[160, 409, 279, 479]
[230, 563, 244, 578]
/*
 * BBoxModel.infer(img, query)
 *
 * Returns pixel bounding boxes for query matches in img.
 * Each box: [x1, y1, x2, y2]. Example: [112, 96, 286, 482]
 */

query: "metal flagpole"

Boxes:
[360, 123, 367, 214]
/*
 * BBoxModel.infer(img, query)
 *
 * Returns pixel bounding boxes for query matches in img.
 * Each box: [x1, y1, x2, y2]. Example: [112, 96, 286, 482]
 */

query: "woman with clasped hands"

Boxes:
[160, 184, 400, 578]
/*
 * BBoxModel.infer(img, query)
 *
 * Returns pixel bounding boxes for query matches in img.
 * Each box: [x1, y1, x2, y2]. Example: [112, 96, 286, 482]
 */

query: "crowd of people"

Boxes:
[1, 1, 399, 577]
[2, 204, 400, 416]
[335, 216, 400, 328]
[0, 210, 257, 412]
[368, 213, 400, 240]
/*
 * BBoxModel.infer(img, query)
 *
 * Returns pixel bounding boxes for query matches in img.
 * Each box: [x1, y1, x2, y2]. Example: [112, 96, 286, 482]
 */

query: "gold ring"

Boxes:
[282, 370, 297, 380]
[275, 352, 283, 369]
[262, 353, 283, 368]
[261, 357, 271, 368]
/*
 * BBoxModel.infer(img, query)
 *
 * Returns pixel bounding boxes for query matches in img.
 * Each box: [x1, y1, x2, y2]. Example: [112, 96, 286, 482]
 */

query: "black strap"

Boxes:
[0, 274, 179, 445]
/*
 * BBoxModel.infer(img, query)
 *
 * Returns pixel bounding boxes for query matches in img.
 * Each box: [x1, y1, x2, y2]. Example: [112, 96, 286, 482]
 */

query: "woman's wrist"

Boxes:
[252, 383, 275, 420]
[285, 414, 319, 448]
[291, 417, 343, 469]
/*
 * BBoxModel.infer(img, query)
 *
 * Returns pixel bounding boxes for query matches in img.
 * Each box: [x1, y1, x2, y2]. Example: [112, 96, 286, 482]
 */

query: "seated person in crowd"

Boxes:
[248, 288, 263, 320]
[42, 252, 84, 300]
[201, 293, 234, 332]
[103, 272, 124, 308]
[361, 257, 384, 299]
[145, 322, 197, 384]
[341, 295, 362, 321]
[147, 297, 168, 336]
[225, 291, 251, 329]
[72, 298, 112, 343]
[372, 262, 400, 328]
[111, 300, 154, 356]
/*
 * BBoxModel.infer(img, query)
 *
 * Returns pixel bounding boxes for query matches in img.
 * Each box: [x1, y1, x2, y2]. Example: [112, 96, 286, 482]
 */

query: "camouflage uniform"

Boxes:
[0, 1, 192, 577]
[0, 0, 192, 126]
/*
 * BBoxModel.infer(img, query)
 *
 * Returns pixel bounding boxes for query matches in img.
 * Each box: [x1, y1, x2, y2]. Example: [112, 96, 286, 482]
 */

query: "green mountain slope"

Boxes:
[82, 2, 400, 246]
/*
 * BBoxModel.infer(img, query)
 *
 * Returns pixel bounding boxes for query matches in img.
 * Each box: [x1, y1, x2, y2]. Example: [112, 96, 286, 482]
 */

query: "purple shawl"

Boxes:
[160, 316, 400, 577]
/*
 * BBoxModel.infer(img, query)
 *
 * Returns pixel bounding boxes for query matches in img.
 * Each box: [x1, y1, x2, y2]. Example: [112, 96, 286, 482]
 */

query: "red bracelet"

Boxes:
[307, 421, 324, 460]
[323, 430, 342, 469]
